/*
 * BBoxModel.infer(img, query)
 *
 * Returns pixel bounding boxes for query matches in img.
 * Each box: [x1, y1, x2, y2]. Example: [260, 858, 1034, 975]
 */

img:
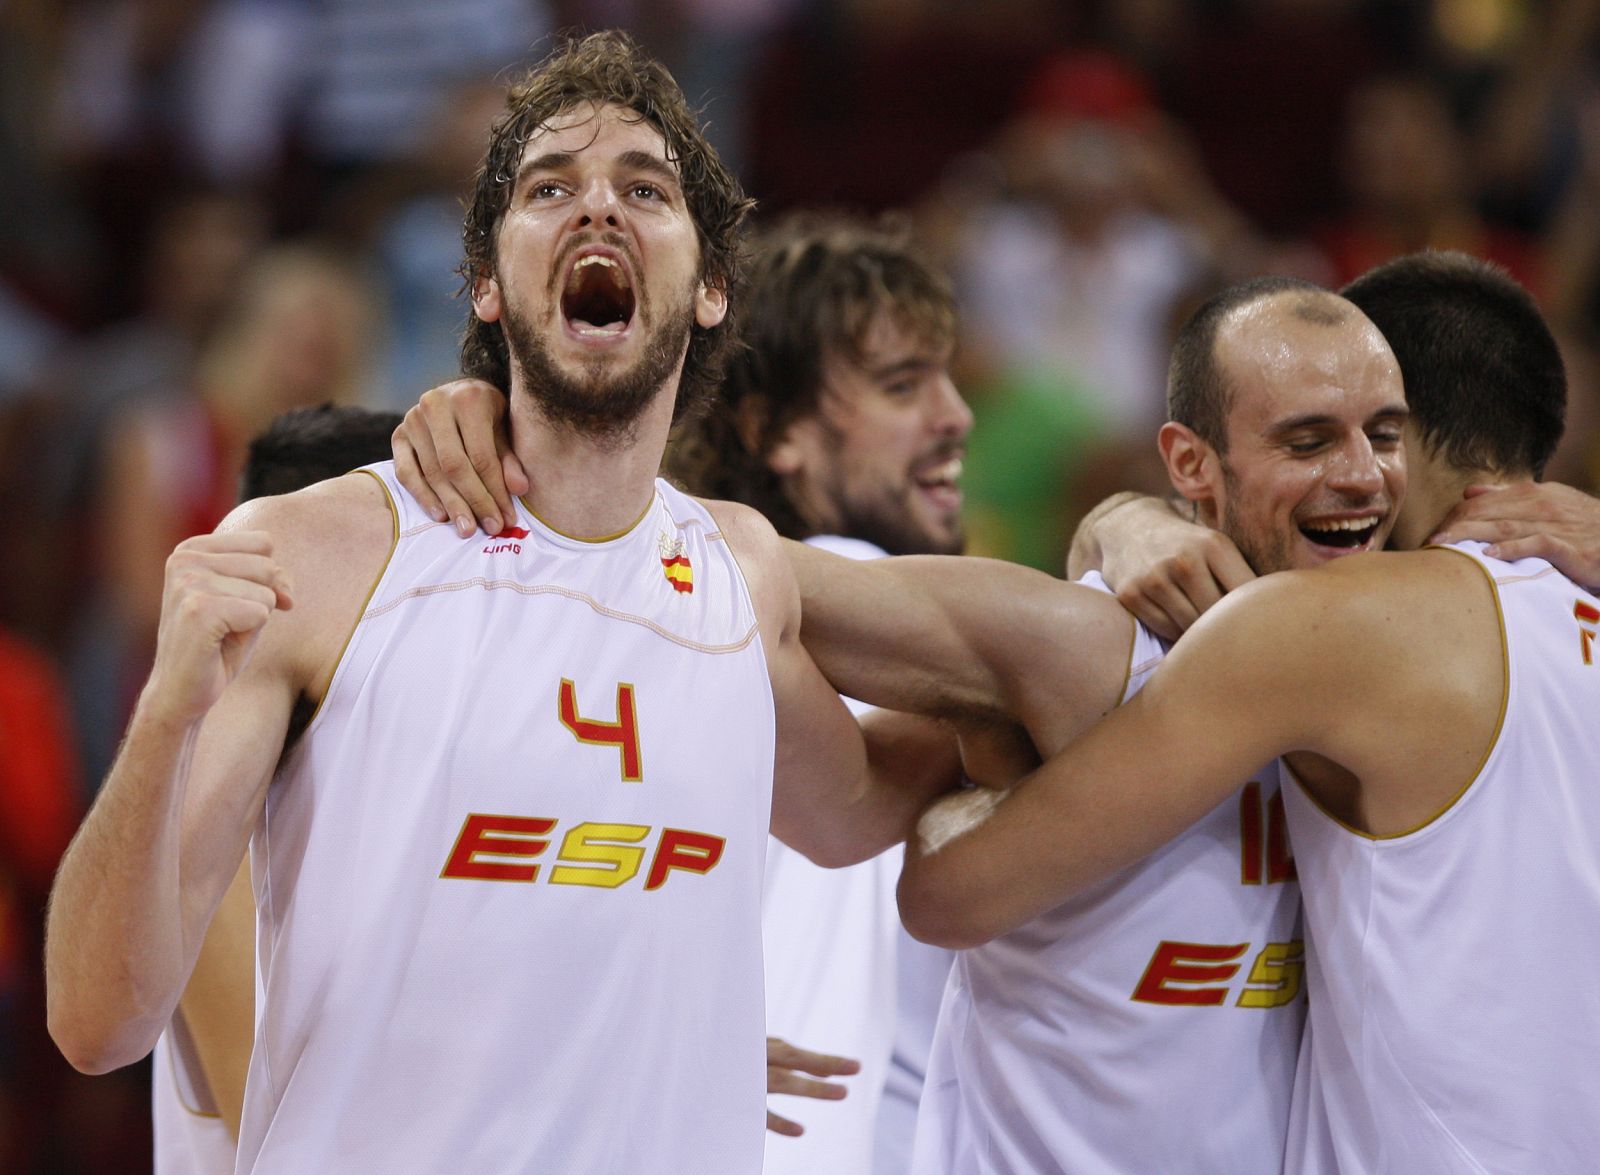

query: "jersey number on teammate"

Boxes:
[1131, 784, 1302, 1008]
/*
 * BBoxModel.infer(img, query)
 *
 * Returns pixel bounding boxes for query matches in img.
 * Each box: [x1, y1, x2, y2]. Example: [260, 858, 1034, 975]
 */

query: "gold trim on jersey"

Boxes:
[363, 578, 760, 655]
[521, 492, 654, 543]
[1492, 565, 1561, 586]
[165, 1015, 223, 1120]
[302, 470, 402, 732]
[1285, 546, 1510, 841]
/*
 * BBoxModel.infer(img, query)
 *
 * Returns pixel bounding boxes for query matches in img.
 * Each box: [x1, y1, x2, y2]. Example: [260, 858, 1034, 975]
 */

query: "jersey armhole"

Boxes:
[297, 469, 401, 740]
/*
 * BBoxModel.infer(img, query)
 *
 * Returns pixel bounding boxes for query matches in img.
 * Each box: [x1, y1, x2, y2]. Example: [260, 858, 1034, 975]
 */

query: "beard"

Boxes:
[1220, 458, 1287, 575]
[501, 284, 694, 448]
[833, 494, 966, 557]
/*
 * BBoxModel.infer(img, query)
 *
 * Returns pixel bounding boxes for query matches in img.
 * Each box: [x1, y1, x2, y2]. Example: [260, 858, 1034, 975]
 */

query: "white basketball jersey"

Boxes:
[152, 1023, 236, 1174]
[1283, 543, 1600, 1174]
[913, 576, 1304, 1174]
[237, 467, 775, 1173]
[762, 535, 952, 1175]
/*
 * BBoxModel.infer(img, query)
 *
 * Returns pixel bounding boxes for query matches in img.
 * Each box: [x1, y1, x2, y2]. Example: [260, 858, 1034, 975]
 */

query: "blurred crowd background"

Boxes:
[3, 0, 1600, 1168]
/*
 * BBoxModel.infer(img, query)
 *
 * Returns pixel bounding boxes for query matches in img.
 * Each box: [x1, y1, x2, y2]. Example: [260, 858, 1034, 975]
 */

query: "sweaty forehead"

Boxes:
[518, 101, 673, 166]
[1221, 304, 1400, 432]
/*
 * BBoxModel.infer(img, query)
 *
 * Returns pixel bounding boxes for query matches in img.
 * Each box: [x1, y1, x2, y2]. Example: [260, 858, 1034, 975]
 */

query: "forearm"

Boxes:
[1066, 491, 1154, 579]
[46, 698, 208, 1073]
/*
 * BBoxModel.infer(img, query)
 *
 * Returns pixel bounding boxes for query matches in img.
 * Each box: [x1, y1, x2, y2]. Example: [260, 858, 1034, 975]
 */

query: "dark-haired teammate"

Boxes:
[47, 33, 941, 1172]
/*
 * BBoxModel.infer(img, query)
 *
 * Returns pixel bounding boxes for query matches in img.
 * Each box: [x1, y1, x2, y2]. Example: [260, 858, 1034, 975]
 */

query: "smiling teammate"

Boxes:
[900, 250, 1600, 1174]
[44, 33, 947, 1172]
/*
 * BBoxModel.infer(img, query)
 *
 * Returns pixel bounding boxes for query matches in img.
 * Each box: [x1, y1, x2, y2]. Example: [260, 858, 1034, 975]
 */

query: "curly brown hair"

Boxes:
[459, 30, 754, 423]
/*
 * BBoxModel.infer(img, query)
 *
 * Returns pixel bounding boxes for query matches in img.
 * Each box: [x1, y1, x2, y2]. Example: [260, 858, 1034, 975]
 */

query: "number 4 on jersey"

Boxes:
[1577, 600, 1598, 666]
[559, 678, 643, 781]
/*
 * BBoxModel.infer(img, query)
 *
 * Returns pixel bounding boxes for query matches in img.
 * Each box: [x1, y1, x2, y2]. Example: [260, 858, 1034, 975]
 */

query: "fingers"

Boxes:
[766, 1036, 860, 1080]
[420, 393, 498, 538]
[1118, 580, 1193, 643]
[1477, 535, 1558, 564]
[766, 1110, 804, 1138]
[395, 406, 472, 533]
[501, 449, 531, 497]
[455, 400, 517, 532]
[169, 534, 294, 611]
[1203, 539, 1257, 594]
[392, 420, 446, 527]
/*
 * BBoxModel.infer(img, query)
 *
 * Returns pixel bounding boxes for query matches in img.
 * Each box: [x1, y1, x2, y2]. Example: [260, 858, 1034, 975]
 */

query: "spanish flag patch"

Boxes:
[659, 534, 693, 594]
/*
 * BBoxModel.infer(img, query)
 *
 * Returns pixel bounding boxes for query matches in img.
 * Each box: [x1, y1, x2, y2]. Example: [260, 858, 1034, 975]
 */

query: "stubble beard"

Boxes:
[1220, 459, 1287, 575]
[501, 285, 695, 449]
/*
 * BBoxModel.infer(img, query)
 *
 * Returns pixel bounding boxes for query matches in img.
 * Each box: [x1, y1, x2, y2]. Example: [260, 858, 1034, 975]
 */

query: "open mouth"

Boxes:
[912, 456, 964, 505]
[1299, 517, 1381, 549]
[561, 253, 635, 336]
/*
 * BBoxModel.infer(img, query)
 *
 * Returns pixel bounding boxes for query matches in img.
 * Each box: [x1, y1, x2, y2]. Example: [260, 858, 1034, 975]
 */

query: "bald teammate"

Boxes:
[398, 273, 1407, 1171]
[900, 253, 1600, 1172]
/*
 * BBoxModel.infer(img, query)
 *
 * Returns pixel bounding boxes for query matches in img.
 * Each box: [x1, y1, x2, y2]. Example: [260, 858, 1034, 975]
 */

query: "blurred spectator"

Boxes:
[67, 243, 375, 788]
[13, 190, 268, 651]
[367, 79, 506, 409]
[950, 52, 1259, 439]
[1317, 72, 1540, 290]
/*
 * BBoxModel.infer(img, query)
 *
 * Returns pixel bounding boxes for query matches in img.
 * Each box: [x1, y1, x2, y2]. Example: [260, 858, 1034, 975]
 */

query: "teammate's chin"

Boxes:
[504, 298, 694, 445]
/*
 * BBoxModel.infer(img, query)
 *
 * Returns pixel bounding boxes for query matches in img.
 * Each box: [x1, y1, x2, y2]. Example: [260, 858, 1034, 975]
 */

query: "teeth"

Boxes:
[1303, 518, 1375, 533]
[917, 458, 963, 486]
[572, 254, 628, 284]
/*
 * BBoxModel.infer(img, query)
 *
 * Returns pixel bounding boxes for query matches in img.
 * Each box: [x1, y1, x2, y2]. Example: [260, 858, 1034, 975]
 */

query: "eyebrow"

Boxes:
[866, 356, 938, 382]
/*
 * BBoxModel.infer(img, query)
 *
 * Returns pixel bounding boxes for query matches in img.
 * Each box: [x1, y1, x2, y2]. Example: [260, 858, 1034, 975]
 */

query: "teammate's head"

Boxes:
[1162, 278, 1408, 573]
[673, 213, 971, 555]
[459, 30, 752, 438]
[1340, 251, 1565, 548]
[243, 404, 404, 501]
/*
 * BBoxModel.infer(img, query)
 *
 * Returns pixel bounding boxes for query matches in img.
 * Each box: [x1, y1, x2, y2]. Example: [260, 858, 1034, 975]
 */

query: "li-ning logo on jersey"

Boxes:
[483, 523, 530, 556]
[658, 533, 693, 594]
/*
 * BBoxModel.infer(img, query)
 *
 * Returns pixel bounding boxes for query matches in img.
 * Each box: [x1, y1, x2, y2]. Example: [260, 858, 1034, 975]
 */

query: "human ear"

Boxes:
[694, 279, 728, 329]
[1158, 421, 1220, 505]
[472, 273, 502, 323]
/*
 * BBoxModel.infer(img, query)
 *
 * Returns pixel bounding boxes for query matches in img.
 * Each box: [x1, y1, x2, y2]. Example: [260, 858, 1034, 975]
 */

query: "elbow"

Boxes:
[46, 984, 158, 1075]
[896, 872, 1000, 952]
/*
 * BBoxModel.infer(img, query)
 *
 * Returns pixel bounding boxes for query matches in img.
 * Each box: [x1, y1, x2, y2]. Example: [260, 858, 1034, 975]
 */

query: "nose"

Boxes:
[927, 373, 974, 440]
[1326, 434, 1386, 499]
[572, 175, 623, 231]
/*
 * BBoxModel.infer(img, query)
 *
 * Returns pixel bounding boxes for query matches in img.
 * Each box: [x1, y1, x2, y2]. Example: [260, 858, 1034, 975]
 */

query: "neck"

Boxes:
[1398, 465, 1514, 551]
[507, 381, 676, 540]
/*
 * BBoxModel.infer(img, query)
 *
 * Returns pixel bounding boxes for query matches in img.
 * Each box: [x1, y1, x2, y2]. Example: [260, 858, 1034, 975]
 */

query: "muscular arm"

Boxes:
[787, 541, 1133, 742]
[704, 501, 945, 867]
[897, 551, 1500, 947]
[45, 477, 388, 1073]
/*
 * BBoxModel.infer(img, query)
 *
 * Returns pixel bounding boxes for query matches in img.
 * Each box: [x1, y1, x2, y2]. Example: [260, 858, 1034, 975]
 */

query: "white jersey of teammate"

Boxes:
[235, 466, 775, 1173]
[1283, 543, 1600, 1174]
[912, 573, 1304, 1174]
[151, 1023, 234, 1174]
[762, 535, 953, 1175]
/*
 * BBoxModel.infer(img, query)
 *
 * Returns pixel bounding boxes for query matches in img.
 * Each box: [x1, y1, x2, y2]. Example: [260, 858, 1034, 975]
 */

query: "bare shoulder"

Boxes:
[697, 497, 794, 628]
[699, 497, 782, 562]
[218, 471, 398, 689]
